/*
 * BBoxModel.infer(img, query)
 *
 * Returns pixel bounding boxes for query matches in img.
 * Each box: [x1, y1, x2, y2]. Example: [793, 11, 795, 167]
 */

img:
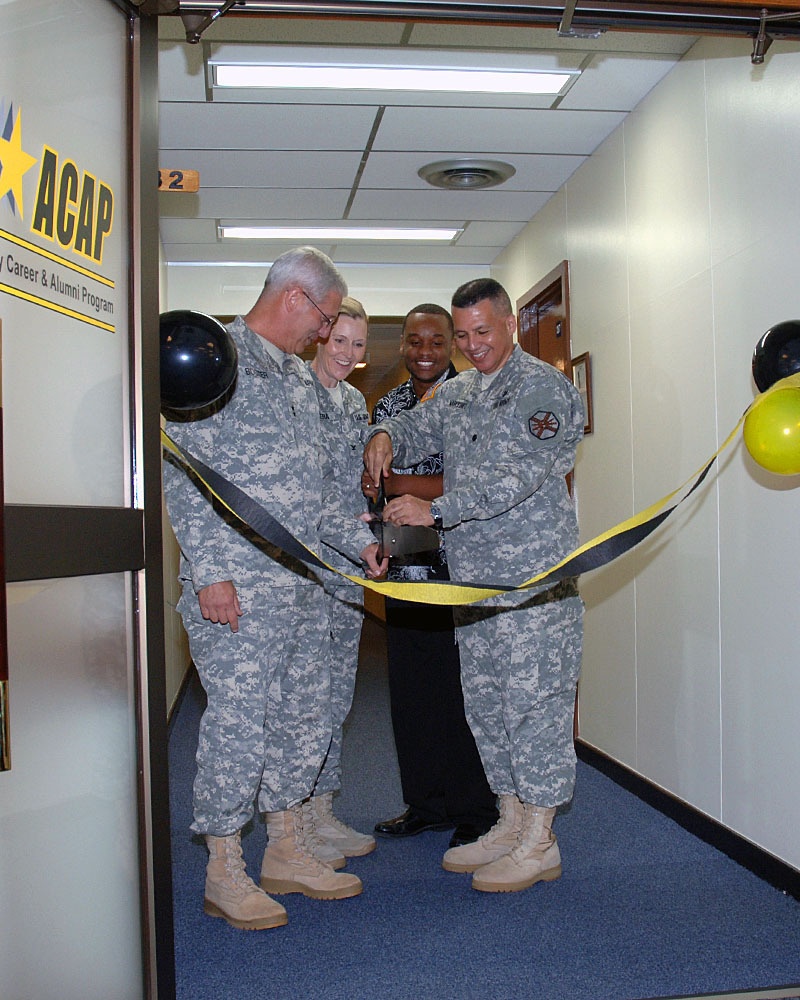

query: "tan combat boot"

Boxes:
[471, 804, 562, 893]
[261, 805, 363, 900]
[442, 794, 523, 873]
[204, 833, 288, 930]
[304, 792, 376, 857]
[301, 816, 347, 870]
[299, 796, 347, 869]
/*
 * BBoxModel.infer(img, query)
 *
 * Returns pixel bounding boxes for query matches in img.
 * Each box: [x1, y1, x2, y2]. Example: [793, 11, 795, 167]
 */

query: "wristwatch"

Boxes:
[429, 500, 444, 530]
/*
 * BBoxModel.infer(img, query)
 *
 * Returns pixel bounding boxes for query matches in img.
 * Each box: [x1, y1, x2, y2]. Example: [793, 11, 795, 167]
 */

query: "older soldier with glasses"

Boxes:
[164, 247, 386, 931]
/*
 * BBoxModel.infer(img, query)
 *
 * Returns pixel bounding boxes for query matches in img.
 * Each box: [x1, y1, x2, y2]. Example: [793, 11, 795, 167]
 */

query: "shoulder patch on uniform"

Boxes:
[529, 410, 560, 439]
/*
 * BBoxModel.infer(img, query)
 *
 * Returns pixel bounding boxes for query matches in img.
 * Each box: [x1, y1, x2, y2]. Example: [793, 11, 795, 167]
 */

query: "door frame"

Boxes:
[516, 260, 571, 374]
[1, 9, 174, 998]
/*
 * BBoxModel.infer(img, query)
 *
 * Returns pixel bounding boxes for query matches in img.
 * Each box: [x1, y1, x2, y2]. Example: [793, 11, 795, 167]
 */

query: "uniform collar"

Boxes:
[462, 345, 520, 395]
[232, 315, 301, 373]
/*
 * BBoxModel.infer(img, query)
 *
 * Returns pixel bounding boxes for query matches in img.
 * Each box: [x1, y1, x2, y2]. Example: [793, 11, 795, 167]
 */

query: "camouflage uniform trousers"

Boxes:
[314, 582, 365, 795]
[453, 588, 584, 809]
[180, 579, 331, 835]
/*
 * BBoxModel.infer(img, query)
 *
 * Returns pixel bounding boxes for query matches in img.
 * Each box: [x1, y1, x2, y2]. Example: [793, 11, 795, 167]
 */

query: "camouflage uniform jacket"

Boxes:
[164, 316, 375, 594]
[371, 345, 584, 590]
[307, 363, 370, 577]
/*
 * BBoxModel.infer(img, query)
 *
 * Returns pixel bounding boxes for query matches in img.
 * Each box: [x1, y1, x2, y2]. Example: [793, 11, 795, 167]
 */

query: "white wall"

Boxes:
[494, 37, 800, 870]
[164, 261, 488, 317]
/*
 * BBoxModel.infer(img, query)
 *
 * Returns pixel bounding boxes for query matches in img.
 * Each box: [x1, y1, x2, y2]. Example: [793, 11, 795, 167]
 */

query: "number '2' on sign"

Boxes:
[158, 169, 200, 192]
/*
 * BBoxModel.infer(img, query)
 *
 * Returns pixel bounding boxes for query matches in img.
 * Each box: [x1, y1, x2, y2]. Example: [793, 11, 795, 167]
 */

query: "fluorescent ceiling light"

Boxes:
[214, 63, 573, 95]
[167, 261, 275, 268]
[220, 226, 460, 242]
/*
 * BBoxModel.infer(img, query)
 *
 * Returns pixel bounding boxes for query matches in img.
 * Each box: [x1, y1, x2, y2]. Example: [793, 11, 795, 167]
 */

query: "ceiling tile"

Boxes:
[457, 221, 532, 246]
[328, 244, 502, 264]
[159, 15, 409, 46]
[160, 187, 351, 220]
[159, 41, 207, 102]
[159, 218, 221, 244]
[159, 149, 363, 189]
[558, 53, 682, 111]
[408, 23, 696, 55]
[158, 102, 379, 151]
[359, 150, 584, 191]
[350, 188, 552, 222]
[374, 105, 627, 155]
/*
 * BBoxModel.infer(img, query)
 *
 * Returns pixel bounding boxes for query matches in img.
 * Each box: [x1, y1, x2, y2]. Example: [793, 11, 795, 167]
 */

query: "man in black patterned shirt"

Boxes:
[362, 304, 497, 846]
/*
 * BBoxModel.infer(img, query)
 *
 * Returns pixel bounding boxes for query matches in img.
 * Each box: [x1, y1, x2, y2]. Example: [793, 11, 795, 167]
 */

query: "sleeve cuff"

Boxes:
[435, 494, 460, 529]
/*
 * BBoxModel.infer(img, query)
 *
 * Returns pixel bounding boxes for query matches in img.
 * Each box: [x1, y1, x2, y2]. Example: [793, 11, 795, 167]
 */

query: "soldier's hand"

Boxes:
[361, 469, 380, 501]
[363, 432, 393, 487]
[360, 543, 389, 579]
[198, 580, 243, 633]
[383, 495, 435, 527]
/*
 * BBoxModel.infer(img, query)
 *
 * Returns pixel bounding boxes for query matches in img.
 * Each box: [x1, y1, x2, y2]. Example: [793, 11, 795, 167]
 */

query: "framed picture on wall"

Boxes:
[571, 352, 593, 435]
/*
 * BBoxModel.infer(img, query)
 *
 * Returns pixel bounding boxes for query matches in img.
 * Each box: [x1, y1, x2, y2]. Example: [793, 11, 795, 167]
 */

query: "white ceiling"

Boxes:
[157, 14, 697, 272]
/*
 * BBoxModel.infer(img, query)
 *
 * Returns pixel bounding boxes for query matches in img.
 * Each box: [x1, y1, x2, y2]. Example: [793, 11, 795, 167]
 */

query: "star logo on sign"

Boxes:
[529, 410, 560, 439]
[0, 101, 39, 219]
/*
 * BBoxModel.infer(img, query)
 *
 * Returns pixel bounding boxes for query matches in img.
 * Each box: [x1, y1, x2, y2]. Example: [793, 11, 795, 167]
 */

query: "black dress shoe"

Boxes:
[448, 821, 495, 848]
[373, 808, 453, 838]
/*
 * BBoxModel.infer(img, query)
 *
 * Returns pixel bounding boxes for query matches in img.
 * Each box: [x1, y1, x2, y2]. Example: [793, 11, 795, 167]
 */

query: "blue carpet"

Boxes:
[169, 618, 800, 1000]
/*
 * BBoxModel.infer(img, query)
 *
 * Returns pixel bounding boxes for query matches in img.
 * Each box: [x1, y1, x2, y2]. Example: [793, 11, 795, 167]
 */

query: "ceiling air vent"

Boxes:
[418, 159, 516, 190]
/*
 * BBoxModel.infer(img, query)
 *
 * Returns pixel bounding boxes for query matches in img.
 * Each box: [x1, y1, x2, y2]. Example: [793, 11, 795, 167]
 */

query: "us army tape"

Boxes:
[161, 373, 799, 607]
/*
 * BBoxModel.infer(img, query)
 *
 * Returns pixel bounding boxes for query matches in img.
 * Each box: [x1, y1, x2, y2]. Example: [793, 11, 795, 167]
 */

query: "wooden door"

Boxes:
[517, 261, 571, 378]
[517, 261, 574, 492]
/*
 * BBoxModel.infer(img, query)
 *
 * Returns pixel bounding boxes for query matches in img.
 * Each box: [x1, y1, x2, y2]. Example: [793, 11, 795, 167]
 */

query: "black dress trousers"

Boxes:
[385, 594, 498, 826]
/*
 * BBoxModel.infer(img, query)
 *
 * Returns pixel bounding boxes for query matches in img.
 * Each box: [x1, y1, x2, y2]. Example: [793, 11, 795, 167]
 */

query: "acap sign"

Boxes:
[0, 103, 114, 266]
[31, 147, 114, 266]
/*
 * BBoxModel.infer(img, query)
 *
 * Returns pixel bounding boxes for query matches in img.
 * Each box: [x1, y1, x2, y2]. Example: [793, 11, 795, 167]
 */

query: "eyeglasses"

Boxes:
[301, 288, 336, 329]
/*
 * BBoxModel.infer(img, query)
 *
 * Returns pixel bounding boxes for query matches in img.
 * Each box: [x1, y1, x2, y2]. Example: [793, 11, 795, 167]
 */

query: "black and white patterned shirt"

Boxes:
[371, 364, 458, 581]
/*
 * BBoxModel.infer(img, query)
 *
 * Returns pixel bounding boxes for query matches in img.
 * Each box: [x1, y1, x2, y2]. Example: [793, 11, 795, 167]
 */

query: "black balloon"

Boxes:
[160, 309, 238, 411]
[752, 320, 800, 393]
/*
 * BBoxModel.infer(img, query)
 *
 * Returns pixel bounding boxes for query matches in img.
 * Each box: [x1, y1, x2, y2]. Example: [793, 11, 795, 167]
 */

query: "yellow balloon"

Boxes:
[744, 387, 800, 475]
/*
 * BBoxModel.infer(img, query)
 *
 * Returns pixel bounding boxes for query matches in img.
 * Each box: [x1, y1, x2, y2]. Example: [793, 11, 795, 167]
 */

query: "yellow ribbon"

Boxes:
[162, 373, 800, 606]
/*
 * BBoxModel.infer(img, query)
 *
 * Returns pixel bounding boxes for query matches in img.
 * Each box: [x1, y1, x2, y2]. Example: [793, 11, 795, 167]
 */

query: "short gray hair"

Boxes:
[264, 246, 347, 300]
